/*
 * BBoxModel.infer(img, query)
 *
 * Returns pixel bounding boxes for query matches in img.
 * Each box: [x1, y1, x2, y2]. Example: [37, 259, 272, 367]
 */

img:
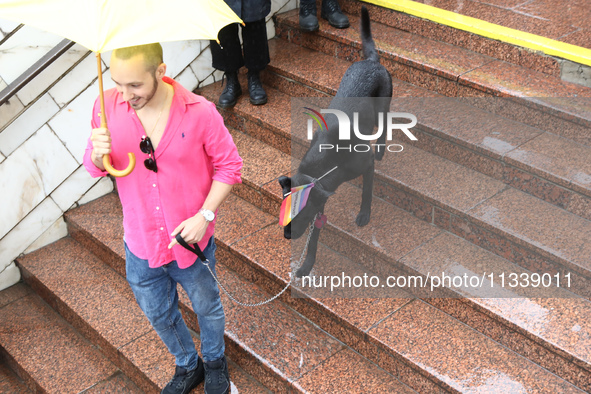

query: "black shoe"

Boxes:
[299, 2, 319, 32]
[218, 72, 242, 108]
[247, 71, 267, 106]
[321, 0, 350, 29]
[161, 359, 204, 394]
[204, 356, 230, 394]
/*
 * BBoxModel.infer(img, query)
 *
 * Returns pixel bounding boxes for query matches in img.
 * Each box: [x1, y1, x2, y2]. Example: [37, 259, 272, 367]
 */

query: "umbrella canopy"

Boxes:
[0, 0, 242, 53]
[0, 0, 242, 176]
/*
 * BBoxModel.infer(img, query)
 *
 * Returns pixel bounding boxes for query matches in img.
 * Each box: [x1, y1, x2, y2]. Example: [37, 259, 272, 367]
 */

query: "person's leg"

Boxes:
[169, 236, 225, 361]
[125, 243, 204, 393]
[210, 23, 243, 108]
[241, 19, 269, 105]
[169, 237, 228, 394]
[211, 23, 244, 72]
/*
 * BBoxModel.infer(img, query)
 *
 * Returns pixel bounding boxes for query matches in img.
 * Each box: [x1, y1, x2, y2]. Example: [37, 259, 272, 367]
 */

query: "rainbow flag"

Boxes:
[279, 183, 315, 226]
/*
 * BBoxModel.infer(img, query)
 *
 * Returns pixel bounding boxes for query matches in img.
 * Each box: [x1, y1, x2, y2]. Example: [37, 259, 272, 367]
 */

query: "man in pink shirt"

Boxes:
[84, 43, 242, 394]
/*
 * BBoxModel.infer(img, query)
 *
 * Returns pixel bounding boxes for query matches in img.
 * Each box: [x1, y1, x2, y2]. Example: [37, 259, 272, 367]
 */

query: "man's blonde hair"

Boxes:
[113, 43, 163, 74]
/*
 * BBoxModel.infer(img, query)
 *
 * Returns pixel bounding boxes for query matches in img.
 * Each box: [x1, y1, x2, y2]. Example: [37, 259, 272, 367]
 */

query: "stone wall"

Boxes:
[0, 0, 296, 291]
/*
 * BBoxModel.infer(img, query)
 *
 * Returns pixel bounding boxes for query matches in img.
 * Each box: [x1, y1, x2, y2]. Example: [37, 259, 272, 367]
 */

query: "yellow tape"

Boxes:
[364, 0, 591, 67]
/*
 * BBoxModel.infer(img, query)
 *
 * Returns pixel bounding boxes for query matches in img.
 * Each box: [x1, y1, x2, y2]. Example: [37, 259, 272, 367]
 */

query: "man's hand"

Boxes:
[91, 126, 111, 170]
[168, 213, 209, 249]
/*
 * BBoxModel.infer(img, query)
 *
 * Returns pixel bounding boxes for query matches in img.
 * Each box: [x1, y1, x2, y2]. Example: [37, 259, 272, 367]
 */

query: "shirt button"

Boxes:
[156, 207, 160, 210]
[153, 184, 156, 187]
[160, 227, 164, 231]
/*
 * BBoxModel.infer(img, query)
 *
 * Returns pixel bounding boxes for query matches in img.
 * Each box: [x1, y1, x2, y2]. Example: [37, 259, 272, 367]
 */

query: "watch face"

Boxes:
[202, 209, 214, 221]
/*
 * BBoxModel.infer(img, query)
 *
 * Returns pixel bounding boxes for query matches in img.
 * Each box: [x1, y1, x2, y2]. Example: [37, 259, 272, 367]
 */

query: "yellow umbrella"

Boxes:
[0, 0, 242, 176]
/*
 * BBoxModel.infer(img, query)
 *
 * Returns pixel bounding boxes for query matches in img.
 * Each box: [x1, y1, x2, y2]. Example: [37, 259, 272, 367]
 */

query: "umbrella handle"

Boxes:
[103, 153, 136, 177]
[95, 54, 136, 177]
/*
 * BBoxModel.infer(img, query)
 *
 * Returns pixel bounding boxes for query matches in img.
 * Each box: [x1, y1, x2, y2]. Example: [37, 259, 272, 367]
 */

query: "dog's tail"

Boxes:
[361, 6, 378, 62]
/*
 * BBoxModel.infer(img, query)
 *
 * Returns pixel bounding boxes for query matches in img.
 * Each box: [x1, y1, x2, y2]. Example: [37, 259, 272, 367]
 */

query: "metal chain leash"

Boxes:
[202, 218, 317, 307]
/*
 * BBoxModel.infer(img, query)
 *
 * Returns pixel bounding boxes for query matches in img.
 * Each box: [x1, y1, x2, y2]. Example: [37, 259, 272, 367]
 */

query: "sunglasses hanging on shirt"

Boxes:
[140, 136, 158, 172]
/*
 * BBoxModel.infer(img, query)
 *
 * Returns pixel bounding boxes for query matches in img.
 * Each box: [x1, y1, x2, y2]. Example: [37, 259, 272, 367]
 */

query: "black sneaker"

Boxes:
[161, 359, 204, 394]
[204, 355, 230, 394]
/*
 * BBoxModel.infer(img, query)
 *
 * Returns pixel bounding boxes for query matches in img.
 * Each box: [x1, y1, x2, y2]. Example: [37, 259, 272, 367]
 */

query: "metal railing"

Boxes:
[0, 36, 75, 106]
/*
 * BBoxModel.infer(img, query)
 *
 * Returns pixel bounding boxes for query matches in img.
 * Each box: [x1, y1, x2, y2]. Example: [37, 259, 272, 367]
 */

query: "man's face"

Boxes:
[110, 54, 159, 110]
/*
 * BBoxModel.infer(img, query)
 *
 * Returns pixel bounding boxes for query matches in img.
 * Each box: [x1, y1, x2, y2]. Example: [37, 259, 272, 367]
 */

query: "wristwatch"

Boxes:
[199, 208, 215, 222]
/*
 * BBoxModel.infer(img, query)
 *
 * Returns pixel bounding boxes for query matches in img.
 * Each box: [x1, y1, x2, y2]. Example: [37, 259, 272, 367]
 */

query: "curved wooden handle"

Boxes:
[102, 153, 136, 177]
[96, 54, 135, 178]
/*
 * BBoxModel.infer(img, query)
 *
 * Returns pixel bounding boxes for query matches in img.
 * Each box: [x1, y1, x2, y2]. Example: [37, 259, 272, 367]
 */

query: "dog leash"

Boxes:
[314, 166, 337, 185]
[174, 220, 316, 307]
[176, 167, 338, 307]
[283, 166, 338, 198]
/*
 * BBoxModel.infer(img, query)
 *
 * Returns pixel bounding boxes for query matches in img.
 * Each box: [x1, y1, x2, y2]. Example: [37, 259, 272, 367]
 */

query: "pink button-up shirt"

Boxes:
[83, 77, 242, 268]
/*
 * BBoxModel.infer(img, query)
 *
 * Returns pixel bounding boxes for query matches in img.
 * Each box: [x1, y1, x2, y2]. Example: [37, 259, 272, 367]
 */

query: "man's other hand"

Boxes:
[168, 213, 209, 249]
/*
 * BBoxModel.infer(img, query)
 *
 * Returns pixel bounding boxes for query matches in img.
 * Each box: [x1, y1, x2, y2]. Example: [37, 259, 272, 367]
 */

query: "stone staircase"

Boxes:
[3, 3, 591, 393]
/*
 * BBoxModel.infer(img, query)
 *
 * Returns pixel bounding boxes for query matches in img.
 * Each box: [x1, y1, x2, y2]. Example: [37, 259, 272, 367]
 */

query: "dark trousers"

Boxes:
[210, 18, 270, 73]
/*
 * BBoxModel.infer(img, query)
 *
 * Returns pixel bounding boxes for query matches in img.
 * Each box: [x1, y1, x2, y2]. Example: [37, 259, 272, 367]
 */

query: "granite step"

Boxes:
[200, 72, 293, 156]
[263, 34, 591, 223]
[373, 142, 591, 297]
[228, 127, 291, 216]
[158, 98, 591, 390]
[224, 171, 591, 392]
[0, 360, 31, 393]
[60, 192, 416, 393]
[228, 230, 587, 394]
[336, 0, 574, 78]
[63, 177, 591, 391]
[273, 8, 591, 139]
[62, 191, 587, 392]
[321, 182, 591, 391]
[201, 47, 591, 231]
[199, 77, 591, 302]
[0, 282, 141, 393]
[14, 237, 269, 394]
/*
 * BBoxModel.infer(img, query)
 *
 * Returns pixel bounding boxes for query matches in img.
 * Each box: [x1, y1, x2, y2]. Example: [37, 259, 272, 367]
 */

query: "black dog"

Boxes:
[279, 6, 393, 277]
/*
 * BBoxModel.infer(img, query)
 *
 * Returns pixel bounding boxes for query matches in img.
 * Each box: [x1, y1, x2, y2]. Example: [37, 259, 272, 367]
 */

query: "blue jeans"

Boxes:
[125, 236, 225, 369]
